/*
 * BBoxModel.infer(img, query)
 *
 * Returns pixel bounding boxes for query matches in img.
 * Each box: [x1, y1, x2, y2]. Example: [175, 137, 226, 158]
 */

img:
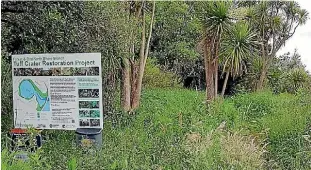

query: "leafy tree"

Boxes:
[277, 49, 305, 71]
[150, 1, 202, 87]
[280, 68, 310, 93]
[1, 1, 85, 55]
[82, 2, 130, 115]
[220, 21, 259, 97]
[247, 1, 309, 90]
[269, 49, 310, 93]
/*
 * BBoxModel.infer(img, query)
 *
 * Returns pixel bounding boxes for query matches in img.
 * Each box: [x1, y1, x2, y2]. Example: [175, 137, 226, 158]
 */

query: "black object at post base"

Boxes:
[75, 128, 102, 148]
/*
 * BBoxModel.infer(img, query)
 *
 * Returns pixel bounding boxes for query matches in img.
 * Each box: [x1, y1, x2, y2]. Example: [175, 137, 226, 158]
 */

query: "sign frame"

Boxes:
[12, 53, 103, 130]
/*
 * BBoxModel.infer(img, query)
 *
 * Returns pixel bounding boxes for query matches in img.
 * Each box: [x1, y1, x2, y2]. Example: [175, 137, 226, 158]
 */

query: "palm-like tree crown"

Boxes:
[220, 22, 259, 77]
[202, 1, 232, 37]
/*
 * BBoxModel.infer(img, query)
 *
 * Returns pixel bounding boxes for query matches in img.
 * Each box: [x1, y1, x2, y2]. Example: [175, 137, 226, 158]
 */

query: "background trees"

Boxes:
[1, 1, 129, 119]
[247, 1, 309, 90]
[1, 1, 310, 112]
[268, 49, 310, 93]
[150, 2, 203, 89]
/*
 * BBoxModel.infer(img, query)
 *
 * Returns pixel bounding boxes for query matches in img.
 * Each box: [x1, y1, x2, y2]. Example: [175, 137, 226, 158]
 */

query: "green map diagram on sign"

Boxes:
[18, 79, 50, 111]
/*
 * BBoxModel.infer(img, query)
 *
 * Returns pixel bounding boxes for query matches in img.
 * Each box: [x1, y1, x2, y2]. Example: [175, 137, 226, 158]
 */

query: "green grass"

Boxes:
[2, 88, 311, 169]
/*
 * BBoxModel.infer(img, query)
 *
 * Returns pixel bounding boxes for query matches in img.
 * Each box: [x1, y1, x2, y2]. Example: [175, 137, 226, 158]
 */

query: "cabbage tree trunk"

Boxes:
[221, 71, 229, 97]
[203, 37, 215, 103]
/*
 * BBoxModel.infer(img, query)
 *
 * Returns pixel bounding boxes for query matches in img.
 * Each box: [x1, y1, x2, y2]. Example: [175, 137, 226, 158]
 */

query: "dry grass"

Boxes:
[183, 121, 267, 169]
[183, 121, 225, 155]
[220, 131, 267, 170]
[184, 132, 213, 155]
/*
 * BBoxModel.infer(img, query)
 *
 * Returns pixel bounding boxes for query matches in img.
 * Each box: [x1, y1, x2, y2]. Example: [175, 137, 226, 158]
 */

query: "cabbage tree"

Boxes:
[196, 1, 232, 102]
[220, 22, 259, 96]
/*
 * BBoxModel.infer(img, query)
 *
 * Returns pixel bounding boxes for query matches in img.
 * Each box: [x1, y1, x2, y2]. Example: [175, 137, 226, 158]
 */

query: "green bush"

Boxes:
[271, 68, 311, 94]
[1, 148, 52, 170]
[1, 58, 13, 132]
[143, 59, 182, 88]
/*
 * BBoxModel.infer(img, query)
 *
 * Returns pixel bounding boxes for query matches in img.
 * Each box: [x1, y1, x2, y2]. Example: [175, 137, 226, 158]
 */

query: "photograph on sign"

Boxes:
[12, 53, 103, 130]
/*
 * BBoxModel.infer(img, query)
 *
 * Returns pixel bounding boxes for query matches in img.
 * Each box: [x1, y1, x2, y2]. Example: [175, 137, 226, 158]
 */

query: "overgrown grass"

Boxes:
[2, 88, 311, 169]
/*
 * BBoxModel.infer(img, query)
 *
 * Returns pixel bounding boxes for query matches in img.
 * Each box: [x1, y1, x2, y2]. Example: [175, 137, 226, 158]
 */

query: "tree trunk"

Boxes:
[257, 51, 274, 91]
[204, 37, 215, 103]
[121, 1, 136, 112]
[131, 1, 155, 110]
[221, 71, 229, 97]
[130, 62, 139, 109]
[214, 59, 218, 98]
[131, 6, 146, 109]
[144, 1, 155, 66]
[214, 36, 221, 98]
[257, 29, 267, 91]
[257, 64, 267, 90]
[121, 58, 131, 111]
[207, 59, 215, 102]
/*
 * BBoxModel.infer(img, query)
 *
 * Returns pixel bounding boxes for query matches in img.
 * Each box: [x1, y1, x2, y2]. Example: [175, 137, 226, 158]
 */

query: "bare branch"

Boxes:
[289, 23, 300, 37]
[144, 1, 156, 66]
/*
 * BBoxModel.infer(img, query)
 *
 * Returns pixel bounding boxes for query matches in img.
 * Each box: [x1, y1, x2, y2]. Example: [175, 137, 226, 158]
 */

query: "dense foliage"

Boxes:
[1, 1, 129, 118]
[143, 59, 181, 88]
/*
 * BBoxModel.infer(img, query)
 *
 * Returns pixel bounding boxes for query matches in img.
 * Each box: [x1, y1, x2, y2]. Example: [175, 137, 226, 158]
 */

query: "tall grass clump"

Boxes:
[233, 90, 276, 120]
[183, 127, 267, 169]
[220, 131, 266, 170]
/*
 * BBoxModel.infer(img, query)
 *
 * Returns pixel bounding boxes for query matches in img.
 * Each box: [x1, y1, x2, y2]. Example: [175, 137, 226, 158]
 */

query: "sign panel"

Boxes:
[12, 53, 103, 130]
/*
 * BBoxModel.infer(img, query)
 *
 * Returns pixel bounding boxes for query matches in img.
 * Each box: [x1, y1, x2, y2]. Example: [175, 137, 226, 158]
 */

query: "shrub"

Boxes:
[1, 59, 13, 131]
[143, 59, 181, 88]
[1, 148, 51, 170]
[273, 68, 311, 94]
